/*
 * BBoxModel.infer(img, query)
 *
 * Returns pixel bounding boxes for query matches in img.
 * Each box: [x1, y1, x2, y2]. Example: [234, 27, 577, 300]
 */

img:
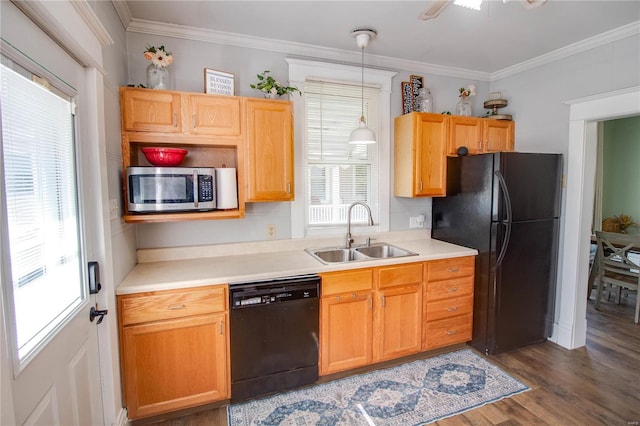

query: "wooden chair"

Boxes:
[594, 231, 640, 323]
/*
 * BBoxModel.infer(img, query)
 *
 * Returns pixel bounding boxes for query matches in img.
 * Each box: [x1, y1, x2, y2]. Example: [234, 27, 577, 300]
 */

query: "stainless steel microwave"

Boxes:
[126, 166, 216, 213]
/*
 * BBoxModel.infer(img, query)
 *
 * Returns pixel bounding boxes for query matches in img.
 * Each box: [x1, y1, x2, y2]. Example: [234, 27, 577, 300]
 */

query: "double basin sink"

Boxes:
[306, 242, 418, 264]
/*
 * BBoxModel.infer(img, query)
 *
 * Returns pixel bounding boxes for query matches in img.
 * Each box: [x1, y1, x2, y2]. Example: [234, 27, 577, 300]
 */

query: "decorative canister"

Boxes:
[415, 88, 433, 113]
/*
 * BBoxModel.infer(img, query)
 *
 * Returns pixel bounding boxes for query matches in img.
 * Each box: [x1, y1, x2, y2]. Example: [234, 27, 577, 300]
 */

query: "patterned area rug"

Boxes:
[228, 349, 529, 425]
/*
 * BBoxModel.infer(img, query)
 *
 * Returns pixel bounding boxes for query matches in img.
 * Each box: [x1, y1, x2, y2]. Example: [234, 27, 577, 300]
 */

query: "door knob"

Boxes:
[89, 306, 108, 324]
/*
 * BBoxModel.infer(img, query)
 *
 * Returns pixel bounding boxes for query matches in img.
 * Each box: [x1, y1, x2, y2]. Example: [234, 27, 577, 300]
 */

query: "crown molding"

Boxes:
[125, 18, 491, 81]
[491, 20, 640, 82]
[111, 0, 133, 30]
[71, 1, 114, 46]
[123, 16, 639, 84]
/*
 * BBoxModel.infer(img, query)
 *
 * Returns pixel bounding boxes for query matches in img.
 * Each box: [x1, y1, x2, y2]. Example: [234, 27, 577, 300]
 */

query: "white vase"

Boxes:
[456, 96, 472, 116]
[146, 64, 169, 90]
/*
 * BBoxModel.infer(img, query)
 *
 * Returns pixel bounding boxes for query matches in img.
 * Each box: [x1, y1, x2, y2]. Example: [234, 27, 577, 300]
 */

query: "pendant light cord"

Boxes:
[360, 45, 365, 121]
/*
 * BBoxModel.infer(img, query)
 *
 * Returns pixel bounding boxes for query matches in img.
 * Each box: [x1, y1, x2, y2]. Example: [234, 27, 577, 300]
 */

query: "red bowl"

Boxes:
[141, 147, 188, 167]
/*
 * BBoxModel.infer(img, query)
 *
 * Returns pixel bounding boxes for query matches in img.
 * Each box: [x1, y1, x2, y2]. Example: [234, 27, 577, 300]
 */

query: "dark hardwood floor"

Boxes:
[144, 293, 640, 426]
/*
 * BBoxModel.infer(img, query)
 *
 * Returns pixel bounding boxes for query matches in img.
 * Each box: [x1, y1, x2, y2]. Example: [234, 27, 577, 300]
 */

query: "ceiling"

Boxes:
[121, 1, 640, 76]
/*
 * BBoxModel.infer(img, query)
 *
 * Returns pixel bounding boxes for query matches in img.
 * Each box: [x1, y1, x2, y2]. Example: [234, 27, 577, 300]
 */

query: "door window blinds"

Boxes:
[1, 61, 84, 361]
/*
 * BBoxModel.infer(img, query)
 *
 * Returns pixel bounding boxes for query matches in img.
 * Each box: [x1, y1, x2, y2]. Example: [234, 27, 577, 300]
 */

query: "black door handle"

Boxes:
[90, 306, 108, 324]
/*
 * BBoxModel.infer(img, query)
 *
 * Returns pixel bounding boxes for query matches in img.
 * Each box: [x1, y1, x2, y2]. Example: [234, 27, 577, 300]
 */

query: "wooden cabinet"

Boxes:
[121, 88, 182, 133]
[423, 256, 475, 351]
[448, 116, 514, 156]
[244, 98, 294, 201]
[394, 112, 448, 197]
[319, 269, 374, 375]
[120, 87, 295, 222]
[118, 285, 229, 419]
[374, 263, 423, 362]
[188, 94, 242, 136]
[319, 263, 424, 374]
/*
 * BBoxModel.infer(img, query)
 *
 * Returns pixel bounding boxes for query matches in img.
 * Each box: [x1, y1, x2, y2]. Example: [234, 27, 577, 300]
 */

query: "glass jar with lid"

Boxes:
[415, 88, 433, 113]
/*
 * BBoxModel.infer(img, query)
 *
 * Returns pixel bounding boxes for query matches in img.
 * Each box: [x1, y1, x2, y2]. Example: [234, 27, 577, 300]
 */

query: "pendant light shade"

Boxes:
[349, 28, 377, 144]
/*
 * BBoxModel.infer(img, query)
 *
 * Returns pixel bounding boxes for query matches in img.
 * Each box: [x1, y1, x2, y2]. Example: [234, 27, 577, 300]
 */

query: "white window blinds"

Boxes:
[1, 62, 84, 361]
[304, 80, 380, 229]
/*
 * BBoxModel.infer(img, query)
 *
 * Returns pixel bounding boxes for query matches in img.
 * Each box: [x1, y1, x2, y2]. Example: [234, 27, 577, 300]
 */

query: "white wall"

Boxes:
[124, 32, 490, 248]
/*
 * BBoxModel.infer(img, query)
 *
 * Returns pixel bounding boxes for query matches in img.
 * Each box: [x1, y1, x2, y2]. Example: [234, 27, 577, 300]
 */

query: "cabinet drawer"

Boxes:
[321, 269, 373, 296]
[427, 256, 474, 282]
[426, 276, 473, 301]
[426, 295, 473, 321]
[423, 313, 472, 350]
[120, 286, 227, 326]
[376, 263, 423, 289]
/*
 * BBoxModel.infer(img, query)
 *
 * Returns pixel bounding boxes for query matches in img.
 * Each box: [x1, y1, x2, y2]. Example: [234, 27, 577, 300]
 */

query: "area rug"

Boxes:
[228, 349, 529, 425]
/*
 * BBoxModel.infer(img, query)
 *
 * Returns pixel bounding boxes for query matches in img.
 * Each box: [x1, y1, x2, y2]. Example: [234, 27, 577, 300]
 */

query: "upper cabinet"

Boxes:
[189, 94, 242, 136]
[119, 87, 294, 223]
[394, 112, 448, 197]
[448, 116, 514, 156]
[121, 89, 182, 133]
[394, 112, 515, 198]
[244, 98, 294, 202]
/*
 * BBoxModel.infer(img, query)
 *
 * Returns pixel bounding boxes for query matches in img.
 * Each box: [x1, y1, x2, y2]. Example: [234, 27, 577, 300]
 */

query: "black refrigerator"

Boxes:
[432, 152, 562, 355]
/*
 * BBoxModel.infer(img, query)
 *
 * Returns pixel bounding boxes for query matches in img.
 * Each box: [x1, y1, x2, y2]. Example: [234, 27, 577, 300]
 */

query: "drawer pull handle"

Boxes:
[446, 330, 458, 335]
[173, 113, 177, 127]
[336, 295, 341, 301]
[192, 115, 196, 128]
[447, 306, 458, 312]
[219, 321, 224, 335]
[448, 288, 458, 293]
[352, 293, 357, 299]
[381, 295, 386, 308]
[448, 267, 459, 273]
[168, 304, 186, 310]
[368, 297, 373, 310]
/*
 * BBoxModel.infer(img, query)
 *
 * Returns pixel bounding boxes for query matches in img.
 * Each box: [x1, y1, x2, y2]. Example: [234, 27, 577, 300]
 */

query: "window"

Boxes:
[305, 80, 380, 228]
[287, 58, 396, 238]
[1, 60, 84, 362]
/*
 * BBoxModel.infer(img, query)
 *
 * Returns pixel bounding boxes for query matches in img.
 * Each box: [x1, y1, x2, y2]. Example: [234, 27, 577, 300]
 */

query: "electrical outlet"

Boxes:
[267, 224, 276, 238]
[409, 214, 425, 228]
[109, 199, 119, 220]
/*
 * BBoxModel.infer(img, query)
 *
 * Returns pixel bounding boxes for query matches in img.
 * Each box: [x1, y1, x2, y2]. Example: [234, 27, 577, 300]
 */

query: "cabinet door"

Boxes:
[121, 88, 181, 133]
[122, 313, 228, 419]
[245, 99, 294, 201]
[375, 284, 422, 362]
[189, 94, 241, 136]
[395, 112, 447, 197]
[320, 292, 373, 375]
[483, 119, 514, 152]
[449, 116, 482, 155]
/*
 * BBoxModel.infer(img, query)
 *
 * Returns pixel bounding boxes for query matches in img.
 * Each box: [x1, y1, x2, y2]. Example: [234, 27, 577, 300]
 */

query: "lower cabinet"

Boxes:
[320, 257, 475, 376]
[319, 263, 425, 375]
[118, 285, 229, 420]
[319, 269, 374, 375]
[423, 257, 475, 351]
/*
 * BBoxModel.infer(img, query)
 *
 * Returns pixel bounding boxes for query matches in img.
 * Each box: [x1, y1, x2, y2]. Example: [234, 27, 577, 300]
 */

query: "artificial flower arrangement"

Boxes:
[144, 45, 173, 67]
[250, 70, 301, 97]
[603, 214, 638, 233]
[459, 84, 476, 98]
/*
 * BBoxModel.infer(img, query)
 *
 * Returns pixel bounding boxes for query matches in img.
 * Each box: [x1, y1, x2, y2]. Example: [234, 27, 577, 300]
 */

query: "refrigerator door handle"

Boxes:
[494, 171, 512, 268]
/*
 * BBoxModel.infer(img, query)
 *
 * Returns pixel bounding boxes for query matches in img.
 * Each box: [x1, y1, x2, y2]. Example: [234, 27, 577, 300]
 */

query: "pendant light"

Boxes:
[349, 28, 377, 144]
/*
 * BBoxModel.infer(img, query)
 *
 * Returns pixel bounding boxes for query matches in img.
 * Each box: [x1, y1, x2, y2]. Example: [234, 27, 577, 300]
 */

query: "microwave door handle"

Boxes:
[193, 170, 199, 208]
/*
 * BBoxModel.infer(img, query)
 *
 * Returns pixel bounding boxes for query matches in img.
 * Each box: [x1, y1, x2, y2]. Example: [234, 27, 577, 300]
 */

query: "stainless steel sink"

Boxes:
[354, 244, 414, 259]
[306, 243, 418, 264]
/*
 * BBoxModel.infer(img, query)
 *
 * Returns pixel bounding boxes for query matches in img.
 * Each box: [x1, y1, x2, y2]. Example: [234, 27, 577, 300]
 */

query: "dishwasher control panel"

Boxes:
[230, 275, 320, 309]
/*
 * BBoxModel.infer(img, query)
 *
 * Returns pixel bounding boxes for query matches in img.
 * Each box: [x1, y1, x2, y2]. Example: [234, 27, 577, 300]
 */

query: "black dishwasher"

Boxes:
[229, 274, 320, 402]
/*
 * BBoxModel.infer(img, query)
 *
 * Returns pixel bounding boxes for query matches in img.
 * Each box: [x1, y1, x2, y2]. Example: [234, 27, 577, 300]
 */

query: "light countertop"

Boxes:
[116, 230, 477, 295]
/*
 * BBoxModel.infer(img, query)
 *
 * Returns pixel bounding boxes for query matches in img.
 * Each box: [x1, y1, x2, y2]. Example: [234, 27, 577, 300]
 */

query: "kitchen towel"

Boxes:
[216, 168, 238, 209]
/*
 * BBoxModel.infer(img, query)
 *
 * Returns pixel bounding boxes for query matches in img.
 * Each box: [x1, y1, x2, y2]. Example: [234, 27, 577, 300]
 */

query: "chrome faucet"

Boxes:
[346, 201, 374, 248]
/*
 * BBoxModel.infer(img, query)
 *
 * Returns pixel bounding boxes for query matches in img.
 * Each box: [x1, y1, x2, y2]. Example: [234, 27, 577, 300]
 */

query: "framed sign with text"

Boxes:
[204, 68, 235, 95]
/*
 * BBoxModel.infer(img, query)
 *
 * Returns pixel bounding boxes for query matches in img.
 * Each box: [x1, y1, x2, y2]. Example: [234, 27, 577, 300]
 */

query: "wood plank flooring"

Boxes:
[141, 294, 640, 426]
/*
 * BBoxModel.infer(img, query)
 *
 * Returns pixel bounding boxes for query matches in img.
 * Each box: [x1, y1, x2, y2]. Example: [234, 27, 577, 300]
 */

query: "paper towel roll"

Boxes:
[215, 168, 238, 209]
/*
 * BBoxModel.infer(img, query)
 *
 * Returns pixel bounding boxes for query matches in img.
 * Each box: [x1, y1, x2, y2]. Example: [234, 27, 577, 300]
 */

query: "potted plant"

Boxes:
[602, 214, 638, 233]
[250, 70, 301, 98]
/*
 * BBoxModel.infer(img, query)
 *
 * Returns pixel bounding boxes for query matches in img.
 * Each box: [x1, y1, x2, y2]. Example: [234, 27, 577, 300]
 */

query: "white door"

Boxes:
[1, 43, 105, 425]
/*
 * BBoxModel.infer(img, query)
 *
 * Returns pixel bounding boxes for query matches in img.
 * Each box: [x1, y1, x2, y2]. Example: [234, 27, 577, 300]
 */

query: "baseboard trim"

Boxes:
[115, 408, 129, 426]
